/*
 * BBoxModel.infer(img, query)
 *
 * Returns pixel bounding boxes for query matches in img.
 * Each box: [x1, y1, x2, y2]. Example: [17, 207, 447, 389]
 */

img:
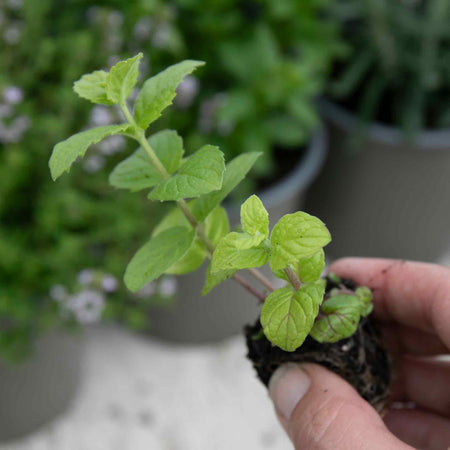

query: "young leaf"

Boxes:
[106, 53, 143, 104]
[355, 286, 373, 317]
[241, 195, 269, 238]
[204, 206, 230, 246]
[165, 241, 206, 275]
[109, 129, 184, 191]
[202, 264, 236, 296]
[309, 295, 361, 343]
[124, 227, 195, 292]
[261, 282, 325, 351]
[269, 212, 331, 271]
[134, 60, 205, 129]
[153, 205, 228, 275]
[73, 70, 115, 105]
[49, 124, 129, 180]
[298, 249, 325, 283]
[192, 152, 261, 222]
[211, 231, 268, 273]
[149, 145, 225, 201]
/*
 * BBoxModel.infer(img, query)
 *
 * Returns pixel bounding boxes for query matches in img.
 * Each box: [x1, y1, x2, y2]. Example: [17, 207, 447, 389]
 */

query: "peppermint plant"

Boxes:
[49, 54, 373, 352]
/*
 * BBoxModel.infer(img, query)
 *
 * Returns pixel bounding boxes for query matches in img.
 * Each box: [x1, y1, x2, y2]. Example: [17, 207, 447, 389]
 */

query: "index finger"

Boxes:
[328, 258, 450, 348]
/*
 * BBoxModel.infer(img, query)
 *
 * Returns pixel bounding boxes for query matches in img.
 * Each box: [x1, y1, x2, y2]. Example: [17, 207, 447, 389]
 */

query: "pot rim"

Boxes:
[319, 97, 450, 151]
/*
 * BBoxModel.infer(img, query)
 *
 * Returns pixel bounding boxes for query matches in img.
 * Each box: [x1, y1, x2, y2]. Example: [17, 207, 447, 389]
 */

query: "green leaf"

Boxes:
[124, 227, 195, 292]
[106, 53, 143, 103]
[261, 282, 325, 351]
[134, 60, 205, 129]
[202, 264, 236, 296]
[211, 231, 268, 273]
[241, 195, 269, 238]
[205, 206, 230, 246]
[165, 241, 206, 275]
[109, 129, 183, 191]
[298, 249, 325, 283]
[49, 124, 129, 180]
[355, 286, 373, 317]
[73, 70, 115, 105]
[192, 152, 261, 222]
[149, 145, 224, 201]
[310, 295, 361, 343]
[269, 212, 331, 271]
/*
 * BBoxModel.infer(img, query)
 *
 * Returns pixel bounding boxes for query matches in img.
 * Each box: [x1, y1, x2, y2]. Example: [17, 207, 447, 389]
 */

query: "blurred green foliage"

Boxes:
[329, 0, 450, 132]
[0, 0, 339, 360]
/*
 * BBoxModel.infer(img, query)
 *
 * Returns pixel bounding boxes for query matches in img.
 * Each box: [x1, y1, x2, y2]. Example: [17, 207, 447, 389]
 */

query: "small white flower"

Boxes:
[3, 24, 22, 45]
[6, 0, 23, 10]
[133, 17, 152, 41]
[50, 284, 68, 302]
[151, 24, 171, 49]
[83, 154, 105, 173]
[159, 277, 177, 297]
[102, 275, 118, 293]
[174, 75, 199, 110]
[0, 115, 30, 143]
[3, 86, 23, 105]
[90, 105, 112, 126]
[108, 10, 124, 28]
[67, 290, 105, 324]
[98, 135, 125, 155]
[136, 282, 156, 299]
[78, 269, 94, 285]
[0, 103, 13, 119]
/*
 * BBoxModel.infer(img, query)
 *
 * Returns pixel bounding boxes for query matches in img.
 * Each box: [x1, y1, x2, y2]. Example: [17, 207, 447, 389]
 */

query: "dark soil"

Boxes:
[245, 277, 392, 414]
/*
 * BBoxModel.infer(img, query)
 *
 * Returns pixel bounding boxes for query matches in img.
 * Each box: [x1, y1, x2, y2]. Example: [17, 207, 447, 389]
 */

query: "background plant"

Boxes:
[0, 0, 340, 361]
[329, 0, 450, 133]
[50, 55, 374, 352]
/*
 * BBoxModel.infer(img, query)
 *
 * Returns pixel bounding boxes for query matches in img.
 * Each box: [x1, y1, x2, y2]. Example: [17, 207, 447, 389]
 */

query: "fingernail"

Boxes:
[269, 363, 311, 421]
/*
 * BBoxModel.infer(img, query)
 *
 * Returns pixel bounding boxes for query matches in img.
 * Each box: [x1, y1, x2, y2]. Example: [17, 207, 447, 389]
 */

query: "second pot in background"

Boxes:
[306, 99, 450, 263]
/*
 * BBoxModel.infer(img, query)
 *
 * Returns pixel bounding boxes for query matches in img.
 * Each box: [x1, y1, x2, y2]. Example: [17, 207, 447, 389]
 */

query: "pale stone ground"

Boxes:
[3, 251, 449, 450]
[1, 326, 291, 450]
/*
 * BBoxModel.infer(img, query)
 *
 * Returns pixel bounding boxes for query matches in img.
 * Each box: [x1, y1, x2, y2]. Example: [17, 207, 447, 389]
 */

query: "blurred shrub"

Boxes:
[329, 0, 450, 132]
[0, 0, 339, 360]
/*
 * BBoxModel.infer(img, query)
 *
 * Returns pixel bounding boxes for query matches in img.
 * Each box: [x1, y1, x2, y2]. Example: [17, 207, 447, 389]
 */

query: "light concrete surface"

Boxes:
[1, 326, 291, 450]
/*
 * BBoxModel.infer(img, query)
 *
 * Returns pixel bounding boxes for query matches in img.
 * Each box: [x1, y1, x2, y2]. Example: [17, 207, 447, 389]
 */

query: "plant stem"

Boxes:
[232, 274, 266, 303]
[121, 105, 270, 301]
[248, 268, 274, 292]
[284, 267, 301, 291]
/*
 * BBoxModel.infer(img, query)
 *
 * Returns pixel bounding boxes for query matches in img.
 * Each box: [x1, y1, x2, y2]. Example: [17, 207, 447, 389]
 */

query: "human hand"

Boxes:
[269, 258, 450, 450]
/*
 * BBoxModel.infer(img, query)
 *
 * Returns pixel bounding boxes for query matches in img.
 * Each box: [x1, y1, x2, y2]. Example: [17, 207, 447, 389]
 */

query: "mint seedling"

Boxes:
[49, 54, 374, 352]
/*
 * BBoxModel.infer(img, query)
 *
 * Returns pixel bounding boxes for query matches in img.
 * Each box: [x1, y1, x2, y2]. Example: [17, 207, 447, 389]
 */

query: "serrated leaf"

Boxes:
[261, 282, 325, 351]
[211, 231, 268, 273]
[134, 60, 204, 129]
[298, 249, 325, 283]
[241, 195, 269, 238]
[202, 264, 236, 296]
[310, 295, 361, 343]
[109, 129, 183, 191]
[192, 152, 261, 222]
[355, 286, 373, 317]
[269, 212, 331, 271]
[165, 240, 206, 275]
[106, 53, 143, 103]
[73, 70, 115, 105]
[124, 227, 195, 292]
[149, 145, 224, 201]
[49, 124, 129, 180]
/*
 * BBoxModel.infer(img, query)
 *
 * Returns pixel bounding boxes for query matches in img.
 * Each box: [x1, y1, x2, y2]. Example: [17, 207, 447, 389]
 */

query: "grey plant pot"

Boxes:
[0, 331, 83, 442]
[147, 128, 327, 343]
[305, 98, 450, 262]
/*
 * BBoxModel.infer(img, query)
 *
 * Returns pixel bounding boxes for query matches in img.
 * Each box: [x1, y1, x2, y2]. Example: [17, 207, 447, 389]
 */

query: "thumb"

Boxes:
[269, 363, 412, 450]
